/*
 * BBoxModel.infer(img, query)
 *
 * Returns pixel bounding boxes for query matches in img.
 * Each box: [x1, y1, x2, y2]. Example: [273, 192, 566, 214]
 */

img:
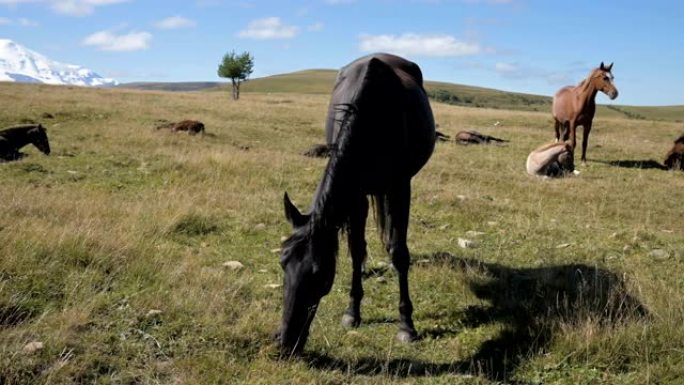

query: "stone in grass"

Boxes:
[458, 238, 476, 249]
[254, 223, 267, 231]
[264, 283, 281, 289]
[223, 261, 244, 271]
[23, 341, 44, 354]
[465, 230, 485, 238]
[648, 249, 670, 261]
[146, 309, 163, 318]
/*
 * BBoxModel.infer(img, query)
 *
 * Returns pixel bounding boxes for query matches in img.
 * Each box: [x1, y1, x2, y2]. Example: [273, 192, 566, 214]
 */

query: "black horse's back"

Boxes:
[324, 53, 435, 191]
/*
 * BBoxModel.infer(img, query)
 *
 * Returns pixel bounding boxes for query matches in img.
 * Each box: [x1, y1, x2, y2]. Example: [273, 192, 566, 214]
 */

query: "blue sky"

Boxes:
[1, 0, 682, 105]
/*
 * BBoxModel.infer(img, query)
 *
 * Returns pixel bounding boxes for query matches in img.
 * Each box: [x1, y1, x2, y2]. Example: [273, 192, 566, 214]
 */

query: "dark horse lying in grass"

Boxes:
[276, 53, 436, 355]
[454, 130, 508, 145]
[0, 124, 51, 161]
[664, 134, 684, 170]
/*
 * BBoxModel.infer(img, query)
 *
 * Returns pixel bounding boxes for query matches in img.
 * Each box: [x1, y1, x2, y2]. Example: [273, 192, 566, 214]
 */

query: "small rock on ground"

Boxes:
[146, 309, 163, 318]
[648, 249, 670, 260]
[23, 341, 44, 354]
[223, 261, 244, 270]
[458, 238, 476, 249]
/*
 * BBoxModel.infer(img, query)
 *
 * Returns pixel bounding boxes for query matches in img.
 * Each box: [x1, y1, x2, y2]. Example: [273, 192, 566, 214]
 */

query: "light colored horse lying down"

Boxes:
[526, 142, 575, 177]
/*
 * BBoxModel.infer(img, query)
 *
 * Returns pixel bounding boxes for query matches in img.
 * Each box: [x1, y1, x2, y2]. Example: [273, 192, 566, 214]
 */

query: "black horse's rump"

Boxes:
[277, 53, 436, 355]
[0, 124, 51, 161]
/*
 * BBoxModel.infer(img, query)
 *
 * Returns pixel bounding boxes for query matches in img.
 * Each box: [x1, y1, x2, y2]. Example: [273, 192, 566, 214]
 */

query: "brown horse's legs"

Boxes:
[566, 121, 577, 152]
[341, 196, 368, 328]
[554, 120, 561, 142]
[386, 182, 418, 342]
[581, 123, 592, 163]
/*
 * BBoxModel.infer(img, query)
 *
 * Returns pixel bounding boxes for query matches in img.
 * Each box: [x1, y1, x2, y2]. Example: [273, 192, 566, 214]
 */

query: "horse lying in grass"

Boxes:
[0, 124, 51, 162]
[664, 134, 684, 170]
[526, 142, 574, 177]
[156, 120, 205, 135]
[454, 130, 508, 145]
[276, 53, 436, 355]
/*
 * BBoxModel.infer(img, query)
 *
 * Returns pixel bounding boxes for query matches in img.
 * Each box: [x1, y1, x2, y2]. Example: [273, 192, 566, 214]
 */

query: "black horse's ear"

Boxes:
[606, 62, 613, 72]
[284, 192, 307, 228]
[600, 62, 605, 70]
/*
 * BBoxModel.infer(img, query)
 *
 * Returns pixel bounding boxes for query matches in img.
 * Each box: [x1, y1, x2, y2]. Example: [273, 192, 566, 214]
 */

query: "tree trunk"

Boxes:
[231, 78, 239, 100]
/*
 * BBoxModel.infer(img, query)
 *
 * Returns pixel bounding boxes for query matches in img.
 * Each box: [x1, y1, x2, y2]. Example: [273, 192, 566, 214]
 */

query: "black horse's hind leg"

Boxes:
[341, 195, 369, 328]
[387, 182, 418, 342]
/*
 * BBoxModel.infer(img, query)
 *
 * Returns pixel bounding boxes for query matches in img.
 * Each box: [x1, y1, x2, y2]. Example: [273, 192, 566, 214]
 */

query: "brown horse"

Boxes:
[552, 62, 618, 162]
[0, 124, 51, 161]
[664, 134, 684, 170]
[526, 142, 574, 177]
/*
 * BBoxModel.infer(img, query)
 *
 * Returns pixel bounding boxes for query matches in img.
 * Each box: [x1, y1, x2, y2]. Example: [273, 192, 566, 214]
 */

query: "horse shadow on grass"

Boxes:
[304, 252, 648, 383]
[597, 159, 667, 170]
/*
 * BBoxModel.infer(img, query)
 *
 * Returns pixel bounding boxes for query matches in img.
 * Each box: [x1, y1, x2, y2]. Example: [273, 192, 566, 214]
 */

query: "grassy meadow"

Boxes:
[1, 81, 683, 384]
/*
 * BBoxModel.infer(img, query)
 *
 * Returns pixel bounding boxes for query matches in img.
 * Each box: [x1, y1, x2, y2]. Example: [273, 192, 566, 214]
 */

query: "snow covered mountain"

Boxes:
[0, 39, 117, 87]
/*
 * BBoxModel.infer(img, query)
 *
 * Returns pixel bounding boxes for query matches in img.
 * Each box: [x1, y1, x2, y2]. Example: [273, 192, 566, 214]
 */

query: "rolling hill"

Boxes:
[118, 69, 684, 122]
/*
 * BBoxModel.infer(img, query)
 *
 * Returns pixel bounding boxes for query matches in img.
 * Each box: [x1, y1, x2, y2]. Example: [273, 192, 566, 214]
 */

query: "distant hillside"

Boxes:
[118, 82, 222, 92]
[119, 70, 684, 122]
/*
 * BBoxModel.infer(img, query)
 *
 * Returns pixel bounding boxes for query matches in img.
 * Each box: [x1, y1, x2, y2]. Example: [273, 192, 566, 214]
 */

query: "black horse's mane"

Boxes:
[280, 102, 360, 266]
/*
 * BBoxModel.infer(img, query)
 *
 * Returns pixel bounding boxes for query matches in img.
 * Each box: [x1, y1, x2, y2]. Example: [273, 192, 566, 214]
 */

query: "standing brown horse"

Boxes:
[552, 62, 618, 163]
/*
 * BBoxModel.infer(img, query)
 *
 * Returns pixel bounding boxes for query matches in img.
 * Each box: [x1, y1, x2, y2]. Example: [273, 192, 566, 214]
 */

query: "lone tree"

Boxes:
[218, 51, 254, 100]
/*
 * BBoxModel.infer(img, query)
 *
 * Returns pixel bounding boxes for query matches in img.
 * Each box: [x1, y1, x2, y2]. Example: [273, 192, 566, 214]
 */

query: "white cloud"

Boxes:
[495, 62, 518, 73]
[307, 22, 323, 32]
[82, 29, 151, 51]
[0, 16, 39, 26]
[0, 0, 128, 16]
[462, 0, 513, 3]
[494, 61, 581, 85]
[18, 17, 39, 26]
[359, 33, 482, 57]
[238, 17, 299, 39]
[155, 15, 196, 30]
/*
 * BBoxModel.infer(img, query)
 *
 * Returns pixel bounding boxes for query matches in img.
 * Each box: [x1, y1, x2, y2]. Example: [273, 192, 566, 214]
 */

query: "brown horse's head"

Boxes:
[593, 62, 618, 100]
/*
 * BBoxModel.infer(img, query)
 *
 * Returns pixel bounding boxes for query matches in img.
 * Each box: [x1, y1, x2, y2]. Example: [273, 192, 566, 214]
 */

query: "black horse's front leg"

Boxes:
[341, 196, 368, 328]
[387, 182, 418, 342]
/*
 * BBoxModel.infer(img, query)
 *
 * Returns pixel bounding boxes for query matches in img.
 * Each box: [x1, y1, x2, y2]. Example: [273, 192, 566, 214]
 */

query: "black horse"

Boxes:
[0, 124, 51, 161]
[277, 53, 436, 355]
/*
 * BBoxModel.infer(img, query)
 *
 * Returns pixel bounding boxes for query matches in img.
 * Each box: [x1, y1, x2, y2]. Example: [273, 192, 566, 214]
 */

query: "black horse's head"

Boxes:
[31, 125, 50, 155]
[276, 193, 337, 356]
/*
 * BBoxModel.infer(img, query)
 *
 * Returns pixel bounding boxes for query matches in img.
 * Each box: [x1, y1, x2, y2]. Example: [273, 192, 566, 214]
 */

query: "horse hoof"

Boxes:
[396, 329, 418, 343]
[341, 313, 360, 328]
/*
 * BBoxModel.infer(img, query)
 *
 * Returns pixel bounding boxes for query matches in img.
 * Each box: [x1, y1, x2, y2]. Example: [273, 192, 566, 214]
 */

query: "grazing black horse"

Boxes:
[0, 124, 51, 161]
[277, 53, 436, 355]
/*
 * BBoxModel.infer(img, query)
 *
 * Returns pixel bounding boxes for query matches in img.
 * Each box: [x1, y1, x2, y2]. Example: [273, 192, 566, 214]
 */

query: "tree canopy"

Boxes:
[218, 51, 254, 100]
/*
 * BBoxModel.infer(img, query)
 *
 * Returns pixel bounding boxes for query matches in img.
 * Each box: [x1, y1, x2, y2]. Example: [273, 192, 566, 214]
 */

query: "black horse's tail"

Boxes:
[371, 194, 390, 249]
